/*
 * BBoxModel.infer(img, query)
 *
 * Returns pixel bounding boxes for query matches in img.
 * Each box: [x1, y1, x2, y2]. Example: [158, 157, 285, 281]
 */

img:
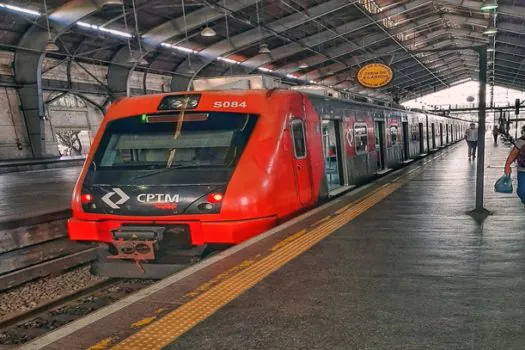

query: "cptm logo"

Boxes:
[101, 188, 130, 209]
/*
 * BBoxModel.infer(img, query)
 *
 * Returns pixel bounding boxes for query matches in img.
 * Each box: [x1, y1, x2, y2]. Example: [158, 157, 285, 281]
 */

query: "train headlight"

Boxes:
[158, 94, 201, 111]
[198, 203, 214, 211]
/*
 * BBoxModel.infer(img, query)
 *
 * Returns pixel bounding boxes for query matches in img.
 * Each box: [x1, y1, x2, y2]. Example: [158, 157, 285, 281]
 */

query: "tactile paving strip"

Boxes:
[111, 176, 410, 350]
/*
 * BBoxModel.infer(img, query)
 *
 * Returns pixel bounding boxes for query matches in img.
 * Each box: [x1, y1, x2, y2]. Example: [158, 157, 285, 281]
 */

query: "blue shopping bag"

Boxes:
[495, 175, 513, 193]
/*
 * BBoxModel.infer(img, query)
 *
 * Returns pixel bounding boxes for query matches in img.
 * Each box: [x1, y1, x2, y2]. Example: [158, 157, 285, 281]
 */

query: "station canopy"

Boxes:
[0, 0, 523, 102]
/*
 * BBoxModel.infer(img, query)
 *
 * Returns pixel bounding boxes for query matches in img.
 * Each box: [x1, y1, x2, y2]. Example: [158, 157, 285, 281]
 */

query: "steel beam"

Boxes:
[277, 15, 444, 76]
[497, 5, 525, 20]
[171, 0, 355, 90]
[142, 0, 257, 51]
[106, 0, 257, 98]
[247, 5, 439, 72]
[14, 0, 100, 158]
[299, 24, 482, 82]
[497, 34, 525, 50]
[242, 17, 372, 69]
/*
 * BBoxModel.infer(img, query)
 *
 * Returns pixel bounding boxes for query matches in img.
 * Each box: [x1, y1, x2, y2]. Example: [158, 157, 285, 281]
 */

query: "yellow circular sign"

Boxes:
[356, 63, 393, 88]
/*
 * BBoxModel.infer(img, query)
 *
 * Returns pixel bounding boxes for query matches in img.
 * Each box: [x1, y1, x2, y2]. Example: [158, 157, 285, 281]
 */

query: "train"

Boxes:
[68, 80, 470, 278]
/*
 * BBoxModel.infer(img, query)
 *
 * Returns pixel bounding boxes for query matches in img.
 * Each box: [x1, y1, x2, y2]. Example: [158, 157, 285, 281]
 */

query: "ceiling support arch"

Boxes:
[14, 0, 101, 158]
[171, 0, 351, 91]
[106, 0, 257, 98]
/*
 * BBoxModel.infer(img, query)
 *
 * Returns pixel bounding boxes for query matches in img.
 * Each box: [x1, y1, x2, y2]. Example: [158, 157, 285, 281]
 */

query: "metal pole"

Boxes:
[412, 45, 491, 219]
[515, 109, 519, 140]
[474, 46, 488, 213]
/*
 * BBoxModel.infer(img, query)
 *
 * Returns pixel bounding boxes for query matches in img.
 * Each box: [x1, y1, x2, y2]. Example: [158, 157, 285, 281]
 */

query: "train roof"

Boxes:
[107, 87, 466, 122]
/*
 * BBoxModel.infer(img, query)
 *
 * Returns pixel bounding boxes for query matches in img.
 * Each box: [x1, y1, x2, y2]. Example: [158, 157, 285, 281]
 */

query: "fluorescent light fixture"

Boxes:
[99, 26, 132, 38]
[258, 67, 273, 72]
[298, 62, 308, 69]
[217, 56, 240, 64]
[309, 80, 317, 84]
[0, 3, 40, 16]
[77, 21, 93, 28]
[160, 42, 196, 54]
[77, 21, 132, 38]
[487, 47, 495, 52]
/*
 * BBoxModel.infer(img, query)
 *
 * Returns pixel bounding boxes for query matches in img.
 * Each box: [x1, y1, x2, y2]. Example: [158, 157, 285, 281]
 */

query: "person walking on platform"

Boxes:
[492, 124, 499, 144]
[504, 125, 525, 204]
[464, 123, 479, 159]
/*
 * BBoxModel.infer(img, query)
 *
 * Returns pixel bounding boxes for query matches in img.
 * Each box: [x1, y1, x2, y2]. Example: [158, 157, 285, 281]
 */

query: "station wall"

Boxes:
[0, 51, 169, 160]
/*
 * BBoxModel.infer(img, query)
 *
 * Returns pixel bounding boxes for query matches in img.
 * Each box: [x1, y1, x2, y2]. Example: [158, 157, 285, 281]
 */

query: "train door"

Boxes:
[402, 121, 409, 160]
[321, 119, 343, 192]
[439, 123, 443, 146]
[290, 118, 312, 204]
[418, 123, 424, 154]
[375, 120, 386, 171]
[431, 123, 436, 149]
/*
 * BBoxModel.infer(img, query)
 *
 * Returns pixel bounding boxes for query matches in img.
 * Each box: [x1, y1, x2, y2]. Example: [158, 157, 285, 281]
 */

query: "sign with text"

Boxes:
[356, 63, 393, 89]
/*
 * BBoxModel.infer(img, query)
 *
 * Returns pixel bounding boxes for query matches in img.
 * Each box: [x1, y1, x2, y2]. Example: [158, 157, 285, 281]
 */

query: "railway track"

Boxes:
[0, 278, 155, 347]
[0, 211, 97, 292]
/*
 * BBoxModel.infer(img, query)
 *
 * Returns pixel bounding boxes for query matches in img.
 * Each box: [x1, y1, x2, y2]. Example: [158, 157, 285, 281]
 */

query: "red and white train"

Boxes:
[68, 83, 469, 277]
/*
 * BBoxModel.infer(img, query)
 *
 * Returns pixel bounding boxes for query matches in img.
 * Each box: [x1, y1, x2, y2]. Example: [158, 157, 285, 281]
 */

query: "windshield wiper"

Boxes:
[130, 164, 222, 180]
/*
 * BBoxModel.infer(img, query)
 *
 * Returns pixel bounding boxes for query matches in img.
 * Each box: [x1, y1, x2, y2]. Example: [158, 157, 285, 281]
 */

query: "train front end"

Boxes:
[68, 91, 277, 277]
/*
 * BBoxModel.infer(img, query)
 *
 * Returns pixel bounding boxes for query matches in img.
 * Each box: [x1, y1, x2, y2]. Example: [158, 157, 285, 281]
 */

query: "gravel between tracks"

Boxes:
[0, 266, 105, 320]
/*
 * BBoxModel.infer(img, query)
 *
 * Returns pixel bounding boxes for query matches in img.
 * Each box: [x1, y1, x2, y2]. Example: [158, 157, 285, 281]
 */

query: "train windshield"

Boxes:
[92, 112, 257, 171]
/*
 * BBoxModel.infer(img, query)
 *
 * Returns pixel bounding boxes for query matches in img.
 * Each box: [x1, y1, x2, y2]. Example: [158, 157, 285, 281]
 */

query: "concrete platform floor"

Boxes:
[0, 167, 80, 223]
[162, 136, 525, 350]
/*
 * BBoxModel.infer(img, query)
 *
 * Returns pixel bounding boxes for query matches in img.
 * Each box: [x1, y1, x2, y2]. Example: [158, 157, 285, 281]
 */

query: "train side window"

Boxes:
[291, 119, 307, 159]
[390, 125, 398, 146]
[354, 123, 368, 153]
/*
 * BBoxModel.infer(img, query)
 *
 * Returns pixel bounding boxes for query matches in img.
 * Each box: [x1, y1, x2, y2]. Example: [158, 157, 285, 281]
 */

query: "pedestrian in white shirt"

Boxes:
[464, 123, 478, 160]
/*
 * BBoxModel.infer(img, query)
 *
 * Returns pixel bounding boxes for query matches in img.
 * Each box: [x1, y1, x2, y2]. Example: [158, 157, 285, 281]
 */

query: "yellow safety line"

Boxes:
[111, 178, 406, 350]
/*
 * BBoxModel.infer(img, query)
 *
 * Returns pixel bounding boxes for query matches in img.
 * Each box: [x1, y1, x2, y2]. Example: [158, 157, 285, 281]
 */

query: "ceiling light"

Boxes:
[483, 26, 498, 35]
[258, 43, 271, 55]
[480, 0, 498, 11]
[97, 0, 123, 8]
[487, 47, 495, 52]
[258, 67, 273, 72]
[0, 3, 40, 16]
[201, 26, 216, 37]
[217, 56, 240, 64]
[77, 21, 132, 38]
[298, 62, 308, 69]
[45, 40, 59, 52]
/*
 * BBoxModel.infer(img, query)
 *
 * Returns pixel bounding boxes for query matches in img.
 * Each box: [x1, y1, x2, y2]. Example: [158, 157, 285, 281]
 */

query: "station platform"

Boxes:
[0, 166, 80, 225]
[20, 135, 525, 350]
[0, 156, 84, 175]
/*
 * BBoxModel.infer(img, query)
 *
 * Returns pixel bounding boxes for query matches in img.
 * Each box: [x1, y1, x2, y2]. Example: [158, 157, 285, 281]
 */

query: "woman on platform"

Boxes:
[504, 125, 525, 204]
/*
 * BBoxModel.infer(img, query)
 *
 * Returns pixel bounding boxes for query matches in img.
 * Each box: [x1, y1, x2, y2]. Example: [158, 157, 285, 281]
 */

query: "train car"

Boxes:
[68, 82, 469, 278]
